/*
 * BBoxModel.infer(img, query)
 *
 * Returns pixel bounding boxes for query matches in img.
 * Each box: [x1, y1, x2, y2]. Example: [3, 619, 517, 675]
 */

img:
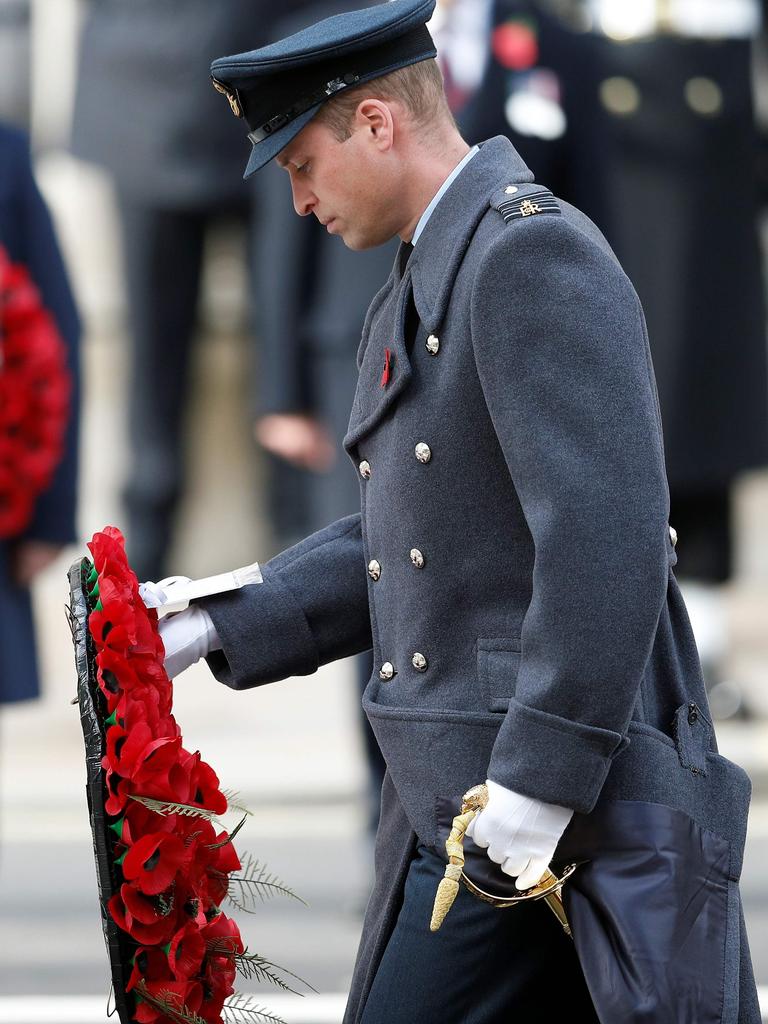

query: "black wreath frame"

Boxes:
[69, 556, 135, 1023]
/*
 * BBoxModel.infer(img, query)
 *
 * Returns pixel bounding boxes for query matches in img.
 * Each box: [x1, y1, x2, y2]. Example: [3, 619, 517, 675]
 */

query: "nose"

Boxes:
[289, 175, 316, 217]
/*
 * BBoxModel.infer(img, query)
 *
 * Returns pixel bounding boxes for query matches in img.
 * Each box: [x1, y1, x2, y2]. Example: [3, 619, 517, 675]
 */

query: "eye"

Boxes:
[295, 160, 310, 174]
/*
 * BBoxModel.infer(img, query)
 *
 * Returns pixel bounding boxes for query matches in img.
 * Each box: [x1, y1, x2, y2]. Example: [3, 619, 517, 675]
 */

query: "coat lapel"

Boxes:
[344, 265, 414, 450]
[344, 136, 534, 450]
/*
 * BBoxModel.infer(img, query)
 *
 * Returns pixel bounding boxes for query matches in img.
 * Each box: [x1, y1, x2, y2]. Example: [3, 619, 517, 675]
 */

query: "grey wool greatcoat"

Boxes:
[203, 136, 758, 1022]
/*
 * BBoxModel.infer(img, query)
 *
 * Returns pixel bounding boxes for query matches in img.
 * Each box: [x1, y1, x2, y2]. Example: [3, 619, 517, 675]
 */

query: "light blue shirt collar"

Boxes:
[411, 145, 479, 246]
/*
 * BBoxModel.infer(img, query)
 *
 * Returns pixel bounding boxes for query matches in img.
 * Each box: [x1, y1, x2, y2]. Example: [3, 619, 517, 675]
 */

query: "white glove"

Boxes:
[465, 779, 573, 890]
[139, 570, 256, 678]
[156, 604, 222, 680]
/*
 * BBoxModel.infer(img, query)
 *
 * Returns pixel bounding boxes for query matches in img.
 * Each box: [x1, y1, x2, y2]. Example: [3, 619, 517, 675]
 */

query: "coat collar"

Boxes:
[404, 135, 534, 333]
[344, 137, 534, 451]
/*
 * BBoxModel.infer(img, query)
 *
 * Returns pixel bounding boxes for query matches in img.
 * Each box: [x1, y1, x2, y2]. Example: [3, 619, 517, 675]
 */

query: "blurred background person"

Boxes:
[0, 120, 80, 707]
[460, 0, 768, 715]
[69, 0, 305, 583]
[252, 1, 397, 835]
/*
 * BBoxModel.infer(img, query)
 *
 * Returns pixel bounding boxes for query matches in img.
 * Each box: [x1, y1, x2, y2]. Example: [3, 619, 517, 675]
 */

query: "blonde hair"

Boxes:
[314, 58, 455, 140]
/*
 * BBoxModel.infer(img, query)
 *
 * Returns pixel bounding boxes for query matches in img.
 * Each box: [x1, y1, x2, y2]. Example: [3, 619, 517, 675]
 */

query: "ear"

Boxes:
[354, 98, 395, 151]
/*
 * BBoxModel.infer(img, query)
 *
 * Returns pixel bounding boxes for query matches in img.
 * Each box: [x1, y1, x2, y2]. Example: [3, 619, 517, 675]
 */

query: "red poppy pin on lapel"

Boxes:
[381, 347, 393, 388]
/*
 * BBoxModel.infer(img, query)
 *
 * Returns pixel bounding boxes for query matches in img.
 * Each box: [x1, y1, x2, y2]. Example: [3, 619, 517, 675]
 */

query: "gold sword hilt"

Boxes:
[429, 783, 574, 936]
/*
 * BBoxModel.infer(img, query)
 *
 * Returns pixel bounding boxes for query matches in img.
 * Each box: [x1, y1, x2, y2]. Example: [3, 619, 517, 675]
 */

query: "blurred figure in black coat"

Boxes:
[460, 0, 768, 708]
[0, 122, 81, 705]
[251, 2, 397, 832]
[70, 0, 305, 581]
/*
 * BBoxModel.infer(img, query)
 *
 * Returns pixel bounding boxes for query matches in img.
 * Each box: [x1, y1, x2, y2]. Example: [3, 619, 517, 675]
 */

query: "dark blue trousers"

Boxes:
[360, 844, 599, 1024]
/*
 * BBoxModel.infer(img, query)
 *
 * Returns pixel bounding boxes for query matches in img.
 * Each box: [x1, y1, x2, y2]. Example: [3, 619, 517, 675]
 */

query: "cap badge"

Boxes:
[211, 77, 243, 118]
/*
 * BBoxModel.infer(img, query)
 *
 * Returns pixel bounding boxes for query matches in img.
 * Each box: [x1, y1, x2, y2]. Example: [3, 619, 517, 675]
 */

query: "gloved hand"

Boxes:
[140, 577, 221, 679]
[465, 779, 573, 890]
[156, 604, 222, 680]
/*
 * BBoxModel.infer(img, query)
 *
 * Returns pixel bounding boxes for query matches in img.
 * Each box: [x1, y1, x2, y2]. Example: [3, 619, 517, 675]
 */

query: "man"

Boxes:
[0, 122, 81, 705]
[151, 0, 758, 1020]
[70, 0, 306, 581]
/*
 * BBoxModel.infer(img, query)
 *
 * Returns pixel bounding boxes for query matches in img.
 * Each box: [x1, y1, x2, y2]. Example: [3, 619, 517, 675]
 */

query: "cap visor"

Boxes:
[243, 101, 324, 177]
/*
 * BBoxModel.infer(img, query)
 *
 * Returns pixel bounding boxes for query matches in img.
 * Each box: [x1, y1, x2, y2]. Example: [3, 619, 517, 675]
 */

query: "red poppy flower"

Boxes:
[167, 920, 206, 980]
[104, 770, 134, 816]
[89, 601, 140, 657]
[180, 751, 228, 816]
[122, 800, 176, 847]
[120, 691, 175, 736]
[123, 832, 187, 895]
[108, 886, 179, 946]
[133, 979, 203, 1024]
[97, 569, 136, 608]
[201, 912, 244, 957]
[114, 725, 181, 787]
[177, 820, 231, 905]
[104, 723, 128, 773]
[200, 914, 241, 1017]
[126, 946, 172, 993]
[88, 526, 130, 575]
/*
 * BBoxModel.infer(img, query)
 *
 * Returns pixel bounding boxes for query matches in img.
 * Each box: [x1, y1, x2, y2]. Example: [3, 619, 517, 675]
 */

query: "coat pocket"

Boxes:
[477, 638, 521, 712]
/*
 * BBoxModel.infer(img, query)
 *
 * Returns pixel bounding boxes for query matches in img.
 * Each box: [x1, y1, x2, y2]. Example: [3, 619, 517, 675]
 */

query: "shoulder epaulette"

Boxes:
[490, 183, 561, 224]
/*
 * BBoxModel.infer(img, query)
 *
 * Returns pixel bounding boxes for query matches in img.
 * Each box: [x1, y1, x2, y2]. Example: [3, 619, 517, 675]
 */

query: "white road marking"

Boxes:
[0, 991, 765, 1022]
[0, 994, 347, 1023]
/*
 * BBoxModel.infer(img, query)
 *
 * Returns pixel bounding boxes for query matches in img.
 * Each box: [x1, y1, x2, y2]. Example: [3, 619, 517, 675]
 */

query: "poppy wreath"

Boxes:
[0, 243, 71, 538]
[70, 527, 306, 1024]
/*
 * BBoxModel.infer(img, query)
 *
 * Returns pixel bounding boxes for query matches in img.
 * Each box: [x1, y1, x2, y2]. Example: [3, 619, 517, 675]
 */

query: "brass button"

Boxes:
[504, 185, 518, 195]
[414, 442, 432, 464]
[368, 559, 381, 581]
[359, 460, 371, 479]
[412, 652, 428, 672]
[669, 525, 678, 548]
[410, 548, 425, 569]
[426, 334, 440, 355]
[379, 661, 395, 681]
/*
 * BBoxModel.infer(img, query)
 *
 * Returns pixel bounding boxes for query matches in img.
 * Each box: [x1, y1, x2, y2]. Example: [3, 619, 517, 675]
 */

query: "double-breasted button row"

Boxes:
[379, 655, 429, 679]
[368, 550, 425, 579]
[373, 362, 435, 680]
[669, 525, 678, 548]
[426, 334, 440, 355]
[359, 459, 372, 479]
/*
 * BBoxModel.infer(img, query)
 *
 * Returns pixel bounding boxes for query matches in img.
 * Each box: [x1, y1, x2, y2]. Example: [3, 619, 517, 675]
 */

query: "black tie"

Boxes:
[398, 241, 414, 276]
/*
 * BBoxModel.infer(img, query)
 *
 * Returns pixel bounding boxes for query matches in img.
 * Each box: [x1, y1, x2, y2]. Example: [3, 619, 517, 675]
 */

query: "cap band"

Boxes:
[247, 72, 361, 144]
[214, 22, 436, 151]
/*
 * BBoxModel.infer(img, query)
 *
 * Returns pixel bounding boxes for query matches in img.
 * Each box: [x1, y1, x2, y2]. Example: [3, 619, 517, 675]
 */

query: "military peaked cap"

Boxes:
[210, 0, 437, 177]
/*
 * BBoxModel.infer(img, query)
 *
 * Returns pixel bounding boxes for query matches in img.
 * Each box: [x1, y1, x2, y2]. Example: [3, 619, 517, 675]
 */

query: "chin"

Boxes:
[344, 227, 396, 252]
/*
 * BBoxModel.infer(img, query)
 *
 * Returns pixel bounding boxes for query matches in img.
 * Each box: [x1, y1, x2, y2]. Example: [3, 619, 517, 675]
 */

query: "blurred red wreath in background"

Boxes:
[0, 243, 71, 537]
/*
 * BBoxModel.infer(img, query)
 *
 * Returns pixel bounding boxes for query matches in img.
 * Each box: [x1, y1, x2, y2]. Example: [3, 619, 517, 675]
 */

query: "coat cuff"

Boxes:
[487, 698, 629, 814]
[203, 572, 317, 690]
